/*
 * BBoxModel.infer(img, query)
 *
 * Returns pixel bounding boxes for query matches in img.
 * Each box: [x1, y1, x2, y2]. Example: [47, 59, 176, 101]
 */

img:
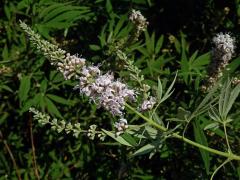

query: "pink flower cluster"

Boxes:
[76, 65, 136, 116]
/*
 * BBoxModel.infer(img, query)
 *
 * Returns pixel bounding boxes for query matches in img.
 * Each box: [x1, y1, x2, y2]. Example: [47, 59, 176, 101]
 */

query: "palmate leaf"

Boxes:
[20, 93, 42, 114]
[189, 50, 199, 65]
[143, 31, 165, 57]
[42, 5, 89, 23]
[219, 80, 231, 118]
[36, 2, 93, 38]
[192, 85, 218, 118]
[19, 75, 31, 104]
[218, 79, 240, 119]
[191, 52, 210, 68]
[224, 83, 240, 117]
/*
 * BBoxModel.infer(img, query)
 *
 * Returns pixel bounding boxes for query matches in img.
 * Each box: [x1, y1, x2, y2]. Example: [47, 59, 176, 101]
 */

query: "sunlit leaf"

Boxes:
[102, 129, 133, 147]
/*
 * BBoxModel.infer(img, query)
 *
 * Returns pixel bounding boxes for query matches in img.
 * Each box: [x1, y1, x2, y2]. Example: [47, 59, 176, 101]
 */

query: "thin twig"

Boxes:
[210, 158, 231, 180]
[0, 130, 22, 180]
[223, 122, 232, 153]
[125, 103, 240, 161]
[29, 114, 40, 180]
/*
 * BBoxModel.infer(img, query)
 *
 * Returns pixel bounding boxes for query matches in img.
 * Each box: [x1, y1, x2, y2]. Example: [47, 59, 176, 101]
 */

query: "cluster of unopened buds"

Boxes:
[57, 53, 86, 80]
[87, 125, 97, 140]
[231, 77, 240, 85]
[0, 65, 12, 74]
[140, 96, 156, 111]
[129, 9, 149, 40]
[202, 33, 235, 91]
[114, 118, 129, 136]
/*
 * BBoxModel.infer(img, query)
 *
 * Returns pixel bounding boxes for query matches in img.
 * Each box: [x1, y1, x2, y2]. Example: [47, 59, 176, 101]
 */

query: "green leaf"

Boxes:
[180, 32, 189, 84]
[174, 37, 181, 54]
[176, 107, 191, 120]
[237, 166, 240, 179]
[137, 47, 149, 57]
[39, 3, 64, 19]
[225, 83, 240, 116]
[114, 16, 126, 37]
[19, 75, 31, 103]
[4, 5, 11, 20]
[149, 32, 155, 54]
[99, 25, 107, 47]
[42, 4, 87, 22]
[89, 44, 101, 51]
[208, 106, 221, 122]
[40, 79, 48, 93]
[156, 77, 163, 101]
[194, 76, 201, 90]
[193, 86, 217, 117]
[0, 113, 8, 125]
[189, 50, 198, 64]
[192, 52, 210, 67]
[1, 85, 13, 92]
[160, 72, 177, 103]
[155, 35, 164, 54]
[145, 31, 155, 54]
[145, 126, 158, 139]
[121, 133, 137, 146]
[200, 117, 224, 138]
[47, 94, 72, 105]
[20, 94, 41, 114]
[132, 144, 155, 157]
[2, 44, 8, 61]
[45, 10, 88, 24]
[226, 57, 240, 74]
[37, 3, 91, 38]
[204, 122, 219, 130]
[193, 119, 210, 174]
[102, 129, 133, 147]
[219, 80, 231, 118]
[106, 0, 113, 15]
[44, 97, 63, 118]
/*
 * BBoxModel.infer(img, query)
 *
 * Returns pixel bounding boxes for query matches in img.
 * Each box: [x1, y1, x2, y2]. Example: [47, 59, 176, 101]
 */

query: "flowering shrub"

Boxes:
[1, 1, 240, 179]
[18, 8, 240, 180]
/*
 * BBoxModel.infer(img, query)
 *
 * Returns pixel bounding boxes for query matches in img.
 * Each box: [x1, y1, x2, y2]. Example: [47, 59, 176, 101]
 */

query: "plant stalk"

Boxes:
[0, 130, 22, 180]
[223, 122, 232, 153]
[210, 158, 231, 180]
[125, 103, 240, 161]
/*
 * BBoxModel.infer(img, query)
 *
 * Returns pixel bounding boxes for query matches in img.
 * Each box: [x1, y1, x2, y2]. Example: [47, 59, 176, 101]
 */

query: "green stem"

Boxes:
[223, 122, 231, 153]
[210, 158, 231, 180]
[125, 103, 240, 161]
